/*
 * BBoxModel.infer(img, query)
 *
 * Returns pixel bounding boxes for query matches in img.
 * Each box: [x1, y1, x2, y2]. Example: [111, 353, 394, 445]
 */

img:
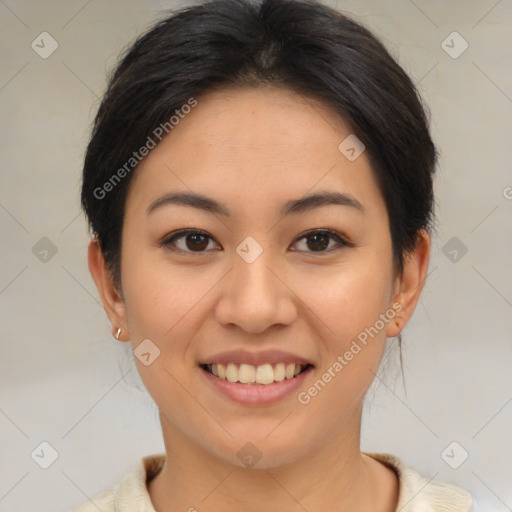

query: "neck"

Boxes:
[148, 408, 398, 512]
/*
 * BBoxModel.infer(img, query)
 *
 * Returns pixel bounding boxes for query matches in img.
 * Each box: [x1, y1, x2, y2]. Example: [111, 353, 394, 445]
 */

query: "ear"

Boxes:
[386, 229, 431, 338]
[88, 237, 130, 341]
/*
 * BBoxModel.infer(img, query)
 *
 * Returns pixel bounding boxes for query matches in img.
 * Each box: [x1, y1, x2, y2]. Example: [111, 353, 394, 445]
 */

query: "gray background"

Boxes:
[1, 1, 511, 510]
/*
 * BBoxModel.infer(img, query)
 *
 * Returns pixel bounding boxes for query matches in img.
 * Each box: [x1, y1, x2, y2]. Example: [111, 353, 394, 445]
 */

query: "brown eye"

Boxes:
[185, 233, 209, 251]
[306, 233, 330, 251]
[161, 230, 220, 253]
[292, 229, 349, 253]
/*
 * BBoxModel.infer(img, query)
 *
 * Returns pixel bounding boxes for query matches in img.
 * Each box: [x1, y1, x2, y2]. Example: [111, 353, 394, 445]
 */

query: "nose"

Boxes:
[214, 247, 298, 334]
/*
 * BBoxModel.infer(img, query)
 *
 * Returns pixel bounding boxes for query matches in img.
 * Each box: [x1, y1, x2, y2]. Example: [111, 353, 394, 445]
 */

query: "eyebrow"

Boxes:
[146, 190, 364, 217]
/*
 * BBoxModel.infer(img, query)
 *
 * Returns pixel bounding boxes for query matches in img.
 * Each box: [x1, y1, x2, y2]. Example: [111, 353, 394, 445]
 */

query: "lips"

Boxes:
[200, 362, 314, 405]
[199, 348, 313, 367]
[199, 349, 315, 386]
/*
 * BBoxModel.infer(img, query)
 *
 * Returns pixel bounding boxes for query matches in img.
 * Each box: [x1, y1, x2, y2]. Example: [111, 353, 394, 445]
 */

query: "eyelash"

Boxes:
[160, 228, 353, 255]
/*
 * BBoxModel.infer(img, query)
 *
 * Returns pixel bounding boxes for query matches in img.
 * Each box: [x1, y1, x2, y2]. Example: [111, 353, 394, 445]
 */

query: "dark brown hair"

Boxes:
[81, 0, 437, 290]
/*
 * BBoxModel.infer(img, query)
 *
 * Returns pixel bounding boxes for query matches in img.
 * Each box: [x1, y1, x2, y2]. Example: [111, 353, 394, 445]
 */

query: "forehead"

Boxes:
[125, 86, 386, 220]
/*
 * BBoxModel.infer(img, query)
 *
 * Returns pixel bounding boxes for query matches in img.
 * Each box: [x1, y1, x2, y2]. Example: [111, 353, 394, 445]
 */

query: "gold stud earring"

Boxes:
[115, 327, 122, 340]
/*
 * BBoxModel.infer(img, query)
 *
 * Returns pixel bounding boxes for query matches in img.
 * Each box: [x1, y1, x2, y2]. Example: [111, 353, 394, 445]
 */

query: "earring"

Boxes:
[115, 327, 122, 340]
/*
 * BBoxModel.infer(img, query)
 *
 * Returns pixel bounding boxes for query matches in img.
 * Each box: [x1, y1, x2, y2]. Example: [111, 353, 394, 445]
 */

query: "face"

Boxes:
[90, 86, 428, 469]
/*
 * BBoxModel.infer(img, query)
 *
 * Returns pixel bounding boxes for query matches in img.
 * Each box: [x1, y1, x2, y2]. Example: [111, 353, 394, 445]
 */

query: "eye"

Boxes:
[160, 228, 351, 255]
[160, 229, 220, 254]
[291, 229, 351, 253]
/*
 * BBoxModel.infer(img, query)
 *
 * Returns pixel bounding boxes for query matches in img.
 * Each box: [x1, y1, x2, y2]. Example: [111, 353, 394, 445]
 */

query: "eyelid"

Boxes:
[160, 229, 220, 254]
[292, 228, 353, 251]
[160, 228, 353, 254]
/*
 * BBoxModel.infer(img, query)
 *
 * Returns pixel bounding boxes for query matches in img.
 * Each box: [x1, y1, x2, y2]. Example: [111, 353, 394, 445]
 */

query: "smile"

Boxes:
[200, 361, 314, 405]
[202, 362, 312, 385]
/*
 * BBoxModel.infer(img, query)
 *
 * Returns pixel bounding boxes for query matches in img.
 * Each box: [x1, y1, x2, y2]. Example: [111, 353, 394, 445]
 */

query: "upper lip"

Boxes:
[200, 349, 314, 367]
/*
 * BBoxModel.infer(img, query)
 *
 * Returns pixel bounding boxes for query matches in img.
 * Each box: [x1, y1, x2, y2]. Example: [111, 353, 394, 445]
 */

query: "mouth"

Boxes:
[200, 362, 314, 385]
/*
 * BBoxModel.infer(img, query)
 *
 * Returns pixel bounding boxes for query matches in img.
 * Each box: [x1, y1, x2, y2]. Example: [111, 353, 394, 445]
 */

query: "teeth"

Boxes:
[207, 362, 307, 385]
[226, 363, 238, 383]
[238, 363, 256, 383]
[274, 363, 285, 381]
[256, 363, 274, 385]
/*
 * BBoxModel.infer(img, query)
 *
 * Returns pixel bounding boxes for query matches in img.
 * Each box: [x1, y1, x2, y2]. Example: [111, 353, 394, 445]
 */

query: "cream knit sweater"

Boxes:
[73, 452, 473, 511]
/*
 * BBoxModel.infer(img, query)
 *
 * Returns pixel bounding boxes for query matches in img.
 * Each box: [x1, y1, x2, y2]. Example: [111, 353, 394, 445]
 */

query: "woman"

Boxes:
[76, 0, 473, 510]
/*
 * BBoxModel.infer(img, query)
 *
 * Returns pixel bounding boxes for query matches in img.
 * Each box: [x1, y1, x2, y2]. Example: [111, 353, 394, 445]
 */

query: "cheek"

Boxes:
[289, 250, 395, 405]
[122, 272, 197, 349]
[120, 256, 209, 417]
[293, 269, 394, 428]
[292, 257, 394, 345]
[121, 250, 225, 368]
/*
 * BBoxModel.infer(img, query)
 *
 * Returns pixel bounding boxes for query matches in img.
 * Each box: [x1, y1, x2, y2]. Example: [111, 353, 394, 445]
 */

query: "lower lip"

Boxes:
[200, 366, 314, 405]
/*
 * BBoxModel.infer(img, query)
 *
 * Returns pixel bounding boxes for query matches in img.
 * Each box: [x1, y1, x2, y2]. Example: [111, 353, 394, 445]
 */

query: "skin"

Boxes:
[88, 86, 430, 512]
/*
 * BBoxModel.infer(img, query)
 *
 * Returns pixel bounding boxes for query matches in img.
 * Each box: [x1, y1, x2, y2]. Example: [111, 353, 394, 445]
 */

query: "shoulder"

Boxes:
[365, 452, 474, 512]
[71, 453, 166, 512]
